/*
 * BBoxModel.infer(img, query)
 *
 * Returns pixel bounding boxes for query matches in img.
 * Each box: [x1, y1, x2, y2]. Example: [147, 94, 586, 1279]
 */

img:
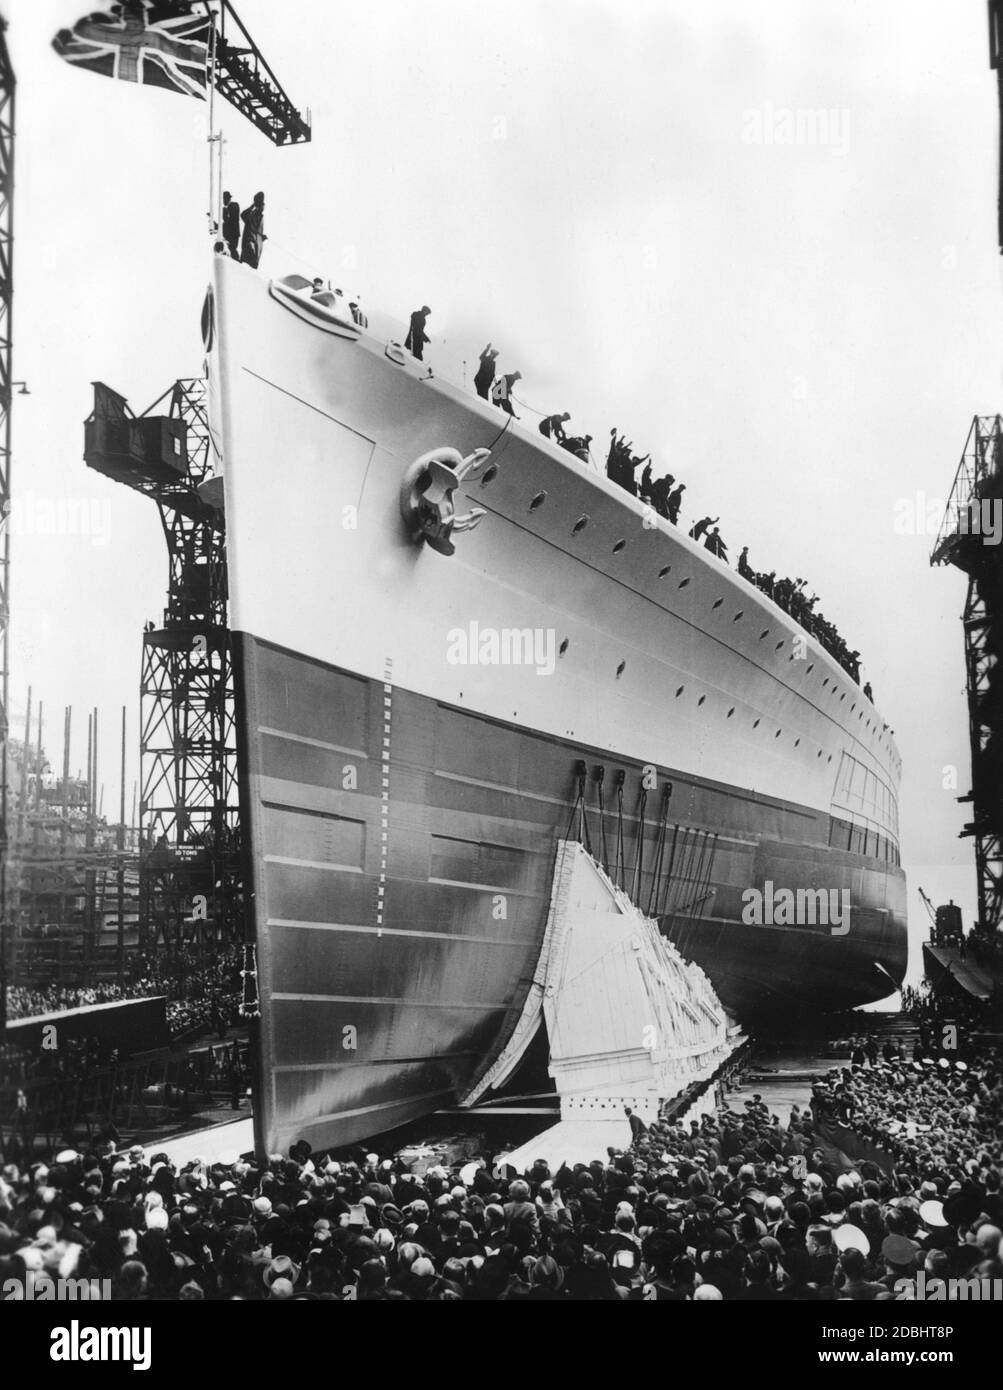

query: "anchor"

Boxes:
[399, 446, 492, 556]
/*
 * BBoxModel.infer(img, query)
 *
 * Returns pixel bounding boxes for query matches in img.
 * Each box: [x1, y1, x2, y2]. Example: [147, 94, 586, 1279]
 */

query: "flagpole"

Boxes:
[207, 7, 219, 241]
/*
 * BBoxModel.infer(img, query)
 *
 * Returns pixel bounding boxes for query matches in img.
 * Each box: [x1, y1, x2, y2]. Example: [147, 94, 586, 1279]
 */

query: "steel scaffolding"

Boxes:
[84, 378, 239, 955]
[931, 415, 1003, 938]
[203, 0, 312, 146]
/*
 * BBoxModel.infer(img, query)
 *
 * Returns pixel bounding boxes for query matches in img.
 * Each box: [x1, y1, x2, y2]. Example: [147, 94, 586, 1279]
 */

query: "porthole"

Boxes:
[753, 719, 761, 728]
[675, 686, 684, 698]
[774, 729, 782, 738]
[713, 598, 723, 609]
[481, 465, 498, 485]
[559, 638, 569, 657]
[795, 738, 800, 747]
[733, 611, 744, 621]
[807, 664, 814, 673]
[759, 630, 769, 640]
[679, 577, 691, 589]
[822, 679, 829, 688]
[572, 515, 589, 535]
[698, 695, 706, 706]
[775, 641, 784, 651]
[727, 707, 735, 718]
[529, 491, 547, 511]
[612, 539, 626, 555]
[658, 565, 671, 578]
[616, 660, 626, 679]
[817, 750, 823, 758]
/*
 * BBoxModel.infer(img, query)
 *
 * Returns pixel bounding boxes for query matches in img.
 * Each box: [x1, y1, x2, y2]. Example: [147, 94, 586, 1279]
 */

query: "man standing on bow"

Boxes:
[221, 191, 240, 259]
[240, 191, 266, 269]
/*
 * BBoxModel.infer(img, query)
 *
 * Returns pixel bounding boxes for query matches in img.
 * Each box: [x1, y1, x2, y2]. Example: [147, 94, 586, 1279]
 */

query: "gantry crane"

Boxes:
[196, 0, 311, 145]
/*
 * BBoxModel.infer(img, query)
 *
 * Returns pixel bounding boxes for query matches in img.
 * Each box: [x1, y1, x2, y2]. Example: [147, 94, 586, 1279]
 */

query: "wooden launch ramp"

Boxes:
[461, 841, 744, 1165]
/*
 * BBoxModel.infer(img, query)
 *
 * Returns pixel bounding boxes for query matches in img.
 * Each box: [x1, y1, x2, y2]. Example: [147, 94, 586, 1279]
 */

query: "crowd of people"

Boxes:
[736, 549, 864, 683]
[7, 982, 136, 1021]
[134, 946, 242, 1039]
[1, 1038, 999, 1300]
[902, 979, 994, 1056]
[7, 945, 243, 1040]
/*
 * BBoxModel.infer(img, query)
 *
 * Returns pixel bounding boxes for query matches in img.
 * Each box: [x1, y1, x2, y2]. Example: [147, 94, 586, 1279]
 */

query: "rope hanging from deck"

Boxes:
[564, 760, 593, 856]
[614, 771, 626, 890]
[595, 765, 610, 877]
[646, 782, 674, 917]
[630, 784, 648, 905]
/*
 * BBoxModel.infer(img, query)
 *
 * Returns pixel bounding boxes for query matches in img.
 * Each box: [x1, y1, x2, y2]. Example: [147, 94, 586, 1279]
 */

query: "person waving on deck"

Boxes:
[689, 515, 718, 543]
[474, 343, 499, 398]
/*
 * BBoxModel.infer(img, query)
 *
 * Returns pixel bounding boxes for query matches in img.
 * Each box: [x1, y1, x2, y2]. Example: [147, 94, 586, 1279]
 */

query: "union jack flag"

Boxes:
[52, 2, 210, 101]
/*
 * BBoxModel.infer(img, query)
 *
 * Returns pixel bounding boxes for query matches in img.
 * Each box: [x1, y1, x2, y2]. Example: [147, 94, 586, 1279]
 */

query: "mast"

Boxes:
[0, 16, 14, 1028]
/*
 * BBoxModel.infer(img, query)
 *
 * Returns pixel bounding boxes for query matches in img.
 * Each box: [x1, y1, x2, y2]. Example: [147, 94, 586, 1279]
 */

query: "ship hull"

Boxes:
[234, 633, 905, 1154]
[208, 257, 909, 1155]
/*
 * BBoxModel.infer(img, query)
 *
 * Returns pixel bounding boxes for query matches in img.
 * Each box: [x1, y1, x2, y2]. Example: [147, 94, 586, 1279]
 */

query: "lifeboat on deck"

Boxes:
[268, 274, 362, 339]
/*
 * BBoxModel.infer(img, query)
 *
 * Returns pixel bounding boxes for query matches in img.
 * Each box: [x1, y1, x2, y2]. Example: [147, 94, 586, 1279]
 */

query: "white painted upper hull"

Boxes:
[209, 256, 900, 845]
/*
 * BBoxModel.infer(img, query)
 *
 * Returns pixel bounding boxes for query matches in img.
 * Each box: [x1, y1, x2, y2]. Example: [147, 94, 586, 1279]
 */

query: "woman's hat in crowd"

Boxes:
[263, 1255, 299, 1288]
[833, 1223, 870, 1255]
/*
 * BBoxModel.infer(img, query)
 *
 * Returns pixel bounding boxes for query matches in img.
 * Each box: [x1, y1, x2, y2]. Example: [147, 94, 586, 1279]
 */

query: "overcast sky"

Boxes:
[5, 0, 1001, 984]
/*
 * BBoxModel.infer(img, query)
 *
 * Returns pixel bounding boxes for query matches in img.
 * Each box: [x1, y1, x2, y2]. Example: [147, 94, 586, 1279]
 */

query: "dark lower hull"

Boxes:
[234, 636, 907, 1155]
